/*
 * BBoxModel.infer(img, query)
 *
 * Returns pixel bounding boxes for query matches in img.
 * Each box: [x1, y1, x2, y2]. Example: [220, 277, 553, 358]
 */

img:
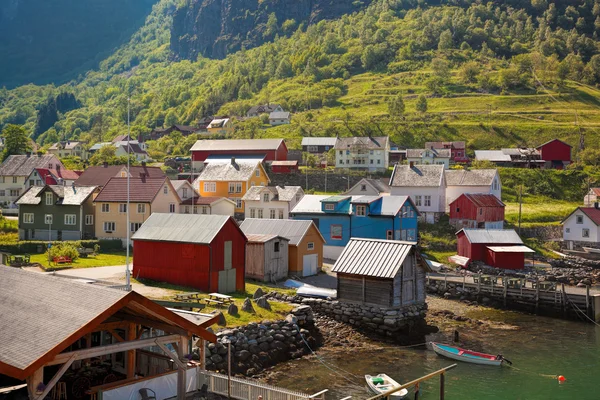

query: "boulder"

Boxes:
[253, 288, 265, 299]
[217, 312, 227, 326]
[256, 297, 272, 310]
[227, 303, 239, 315]
[242, 298, 255, 313]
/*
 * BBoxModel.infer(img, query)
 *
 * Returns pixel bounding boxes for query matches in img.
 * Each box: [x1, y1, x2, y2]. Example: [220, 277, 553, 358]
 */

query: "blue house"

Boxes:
[290, 194, 419, 259]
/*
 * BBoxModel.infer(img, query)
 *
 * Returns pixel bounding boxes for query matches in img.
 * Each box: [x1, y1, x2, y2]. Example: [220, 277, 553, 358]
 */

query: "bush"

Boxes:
[99, 239, 124, 251]
[0, 239, 101, 254]
[48, 242, 79, 261]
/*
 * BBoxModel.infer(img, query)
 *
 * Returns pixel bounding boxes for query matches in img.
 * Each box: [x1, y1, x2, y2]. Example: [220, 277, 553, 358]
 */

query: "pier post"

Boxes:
[561, 283, 567, 317]
[477, 275, 481, 295]
[414, 383, 420, 400]
[535, 279, 540, 314]
[586, 285, 590, 318]
[439, 373, 445, 400]
[462, 275, 465, 291]
[503, 280, 507, 307]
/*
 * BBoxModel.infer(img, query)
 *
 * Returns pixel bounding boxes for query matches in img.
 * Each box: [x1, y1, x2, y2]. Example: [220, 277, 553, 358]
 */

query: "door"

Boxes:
[302, 254, 318, 276]
[218, 269, 236, 293]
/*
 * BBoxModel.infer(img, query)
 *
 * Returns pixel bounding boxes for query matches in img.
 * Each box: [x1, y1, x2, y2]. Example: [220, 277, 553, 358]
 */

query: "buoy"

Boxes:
[557, 375, 566, 383]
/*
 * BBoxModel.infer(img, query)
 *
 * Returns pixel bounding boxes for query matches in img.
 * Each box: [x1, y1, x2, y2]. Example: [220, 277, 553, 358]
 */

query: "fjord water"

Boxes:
[267, 310, 600, 399]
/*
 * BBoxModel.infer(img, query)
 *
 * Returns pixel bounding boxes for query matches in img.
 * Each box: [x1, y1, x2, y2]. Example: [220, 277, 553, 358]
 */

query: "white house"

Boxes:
[584, 188, 600, 206]
[334, 136, 389, 172]
[444, 169, 501, 211]
[344, 178, 390, 196]
[562, 206, 600, 249]
[242, 186, 304, 220]
[389, 164, 446, 223]
[179, 196, 236, 217]
[47, 141, 89, 160]
[247, 104, 283, 117]
[269, 111, 291, 126]
[406, 148, 451, 169]
[171, 179, 197, 203]
[88, 141, 150, 161]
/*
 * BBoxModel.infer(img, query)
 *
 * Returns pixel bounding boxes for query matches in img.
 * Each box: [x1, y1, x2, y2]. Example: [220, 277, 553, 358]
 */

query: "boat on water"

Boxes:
[365, 374, 408, 399]
[431, 342, 510, 366]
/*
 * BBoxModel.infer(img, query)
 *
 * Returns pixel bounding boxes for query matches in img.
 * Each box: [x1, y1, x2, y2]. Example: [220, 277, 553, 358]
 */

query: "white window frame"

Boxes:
[582, 228, 590, 238]
[236, 183, 242, 193]
[163, 186, 168, 194]
[325, 203, 335, 211]
[229, 183, 235, 193]
[307, 242, 315, 250]
[169, 203, 176, 213]
[386, 230, 393, 240]
[255, 169, 260, 177]
[250, 208, 256, 218]
[204, 182, 216, 192]
[44, 214, 53, 225]
[330, 225, 343, 240]
[576, 215, 584, 224]
[414, 196, 422, 207]
[137, 203, 146, 214]
[424, 195, 431, 207]
[182, 188, 188, 198]
[104, 221, 116, 232]
[278, 209, 284, 219]
[263, 193, 270, 202]
[45, 192, 53, 205]
[356, 205, 367, 216]
[258, 209, 264, 218]
[131, 222, 143, 233]
[270, 209, 276, 219]
[201, 206, 209, 214]
[85, 215, 94, 225]
[119, 203, 127, 213]
[23, 213, 34, 224]
[64, 214, 76, 225]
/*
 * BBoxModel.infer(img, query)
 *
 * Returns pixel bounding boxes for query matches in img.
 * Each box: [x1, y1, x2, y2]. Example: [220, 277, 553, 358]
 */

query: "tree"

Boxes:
[264, 13, 278, 38]
[88, 145, 117, 166]
[2, 124, 30, 160]
[416, 95, 428, 113]
[431, 57, 451, 82]
[361, 45, 377, 69]
[275, 58, 293, 79]
[459, 62, 480, 83]
[164, 110, 178, 127]
[387, 93, 405, 116]
[438, 29, 454, 50]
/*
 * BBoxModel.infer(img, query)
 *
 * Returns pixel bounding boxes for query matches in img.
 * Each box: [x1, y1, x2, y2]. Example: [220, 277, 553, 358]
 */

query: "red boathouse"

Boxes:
[191, 139, 288, 163]
[536, 139, 572, 169]
[132, 213, 247, 293]
[270, 160, 299, 174]
[456, 229, 533, 270]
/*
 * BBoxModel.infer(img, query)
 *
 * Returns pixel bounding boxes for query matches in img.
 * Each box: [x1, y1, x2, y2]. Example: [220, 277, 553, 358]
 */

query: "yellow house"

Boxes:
[206, 118, 233, 135]
[93, 177, 180, 243]
[194, 158, 270, 216]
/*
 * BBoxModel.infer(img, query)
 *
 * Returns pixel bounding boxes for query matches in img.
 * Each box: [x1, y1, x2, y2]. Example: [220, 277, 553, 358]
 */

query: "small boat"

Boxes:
[583, 247, 600, 254]
[431, 342, 510, 366]
[365, 374, 408, 399]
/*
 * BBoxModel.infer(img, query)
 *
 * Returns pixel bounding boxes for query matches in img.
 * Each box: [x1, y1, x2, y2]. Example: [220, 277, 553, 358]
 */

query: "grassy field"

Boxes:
[30, 251, 130, 269]
[504, 199, 578, 226]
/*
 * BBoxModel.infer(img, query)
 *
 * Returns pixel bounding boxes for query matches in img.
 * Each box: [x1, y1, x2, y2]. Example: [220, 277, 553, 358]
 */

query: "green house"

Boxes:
[16, 185, 98, 241]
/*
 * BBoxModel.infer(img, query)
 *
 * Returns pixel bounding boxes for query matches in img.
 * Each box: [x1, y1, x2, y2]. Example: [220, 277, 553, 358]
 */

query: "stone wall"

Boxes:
[269, 170, 385, 192]
[299, 298, 427, 338]
[519, 225, 562, 240]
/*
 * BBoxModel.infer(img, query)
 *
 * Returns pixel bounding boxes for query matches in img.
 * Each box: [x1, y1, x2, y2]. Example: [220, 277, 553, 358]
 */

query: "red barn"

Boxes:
[132, 213, 247, 293]
[456, 229, 533, 269]
[270, 160, 299, 174]
[536, 139, 572, 169]
[191, 139, 288, 163]
[449, 193, 505, 230]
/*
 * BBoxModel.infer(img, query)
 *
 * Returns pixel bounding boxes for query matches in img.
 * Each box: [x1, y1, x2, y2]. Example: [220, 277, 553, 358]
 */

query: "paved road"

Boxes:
[55, 265, 128, 281]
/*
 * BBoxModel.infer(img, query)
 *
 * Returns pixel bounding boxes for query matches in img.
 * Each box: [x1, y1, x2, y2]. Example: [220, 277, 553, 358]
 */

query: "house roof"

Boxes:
[271, 160, 298, 166]
[389, 164, 445, 187]
[425, 141, 466, 150]
[350, 195, 418, 216]
[0, 154, 63, 177]
[16, 185, 97, 206]
[474, 150, 511, 162]
[242, 186, 302, 202]
[75, 165, 165, 187]
[31, 168, 56, 185]
[240, 218, 324, 246]
[345, 178, 390, 195]
[301, 137, 338, 147]
[89, 142, 112, 151]
[406, 148, 451, 158]
[487, 245, 535, 253]
[180, 196, 234, 206]
[457, 229, 523, 244]
[196, 160, 264, 182]
[247, 104, 281, 115]
[269, 111, 290, 119]
[0, 267, 217, 380]
[444, 169, 497, 186]
[49, 141, 82, 150]
[590, 188, 600, 196]
[173, 125, 199, 133]
[246, 234, 289, 243]
[52, 168, 81, 181]
[170, 180, 192, 191]
[207, 118, 230, 129]
[454, 193, 505, 208]
[536, 138, 572, 149]
[334, 136, 389, 150]
[117, 142, 147, 155]
[191, 139, 284, 152]
[291, 195, 330, 214]
[332, 238, 416, 278]
[94, 177, 167, 203]
[132, 213, 237, 244]
[562, 207, 600, 226]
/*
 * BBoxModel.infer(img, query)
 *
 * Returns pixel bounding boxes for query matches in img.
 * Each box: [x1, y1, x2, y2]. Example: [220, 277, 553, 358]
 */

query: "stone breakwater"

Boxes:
[300, 298, 428, 338]
[195, 305, 317, 376]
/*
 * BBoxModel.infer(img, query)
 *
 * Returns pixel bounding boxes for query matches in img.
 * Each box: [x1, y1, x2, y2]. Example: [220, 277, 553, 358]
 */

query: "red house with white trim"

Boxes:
[456, 229, 534, 270]
[449, 193, 505, 229]
[536, 139, 571, 169]
[132, 213, 247, 293]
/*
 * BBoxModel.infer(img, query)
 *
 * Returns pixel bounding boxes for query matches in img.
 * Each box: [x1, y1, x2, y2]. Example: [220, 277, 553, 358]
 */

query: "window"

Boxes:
[85, 215, 93, 225]
[346, 160, 349, 164]
[251, 182, 255, 187]
[278, 209, 284, 219]
[377, 159, 381, 164]
[565, 228, 570, 233]
[386, 230, 393, 240]
[44, 214, 53, 225]
[163, 186, 168, 194]
[255, 169, 260, 177]
[131, 222, 142, 232]
[331, 225, 342, 240]
[29, 179, 34, 186]
[414, 196, 422, 207]
[236, 183, 242, 193]
[370, 160, 373, 164]
[583, 228, 590, 238]
[229, 183, 235, 193]
[104, 222, 115, 232]
[370, 150, 374, 155]
[101, 203, 110, 213]
[307, 242, 315, 250]
[296, 193, 301, 202]
[9, 189, 19, 197]
[308, 145, 318, 152]
[23, 213, 34, 224]
[258, 209, 263, 218]
[45, 192, 53, 205]
[233, 198, 242, 208]
[193, 206, 198, 214]
[339, 151, 343, 155]
[576, 215, 584, 224]
[12, 177, 17, 184]
[204, 182, 216, 192]
[407, 229, 416, 241]
[424, 196, 431, 207]
[325, 203, 335, 211]
[36, 180, 41, 186]
[0, 190, 5, 196]
[250, 208, 256, 218]
[119, 204, 127, 213]
[120, 171, 127, 178]
[455, 207, 460, 213]
[169, 203, 176, 213]
[263, 193, 270, 202]
[182, 188, 188, 198]
[184, 206, 190, 214]
[274, 241, 280, 252]
[201, 206, 209, 214]
[64, 214, 76, 225]
[356, 205, 366, 216]
[137, 203, 146, 214]
[270, 209, 276, 219]
[479, 208, 483, 215]
[360, 184, 367, 191]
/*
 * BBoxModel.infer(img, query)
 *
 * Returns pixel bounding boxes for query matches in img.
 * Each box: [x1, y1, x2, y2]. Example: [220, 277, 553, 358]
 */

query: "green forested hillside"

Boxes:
[2, 0, 600, 162]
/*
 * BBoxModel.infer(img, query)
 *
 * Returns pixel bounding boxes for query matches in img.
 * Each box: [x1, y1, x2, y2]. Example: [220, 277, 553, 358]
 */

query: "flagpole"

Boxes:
[126, 97, 132, 291]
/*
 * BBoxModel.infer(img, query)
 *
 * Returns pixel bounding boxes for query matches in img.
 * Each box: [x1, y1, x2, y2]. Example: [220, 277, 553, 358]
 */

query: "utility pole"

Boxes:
[518, 184, 523, 236]
[125, 97, 131, 291]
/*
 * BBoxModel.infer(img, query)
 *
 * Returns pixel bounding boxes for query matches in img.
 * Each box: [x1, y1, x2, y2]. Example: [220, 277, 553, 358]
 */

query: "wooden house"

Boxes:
[536, 139, 572, 169]
[132, 213, 247, 293]
[245, 234, 290, 282]
[301, 137, 337, 154]
[0, 266, 217, 400]
[270, 160, 299, 174]
[191, 138, 288, 163]
[561, 206, 600, 250]
[456, 229, 533, 270]
[332, 238, 428, 308]
[449, 193, 505, 229]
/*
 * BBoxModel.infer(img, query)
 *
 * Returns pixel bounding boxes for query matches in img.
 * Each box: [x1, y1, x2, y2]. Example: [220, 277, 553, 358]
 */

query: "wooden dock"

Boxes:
[427, 274, 600, 323]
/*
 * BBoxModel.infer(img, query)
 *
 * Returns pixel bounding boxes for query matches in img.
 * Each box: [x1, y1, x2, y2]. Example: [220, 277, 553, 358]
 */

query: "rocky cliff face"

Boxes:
[170, 0, 371, 60]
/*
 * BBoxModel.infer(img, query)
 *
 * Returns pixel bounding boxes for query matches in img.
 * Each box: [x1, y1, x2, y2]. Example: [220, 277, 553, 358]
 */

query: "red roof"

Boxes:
[75, 165, 165, 187]
[52, 168, 80, 180]
[94, 177, 167, 203]
[460, 193, 505, 208]
[34, 168, 57, 185]
[579, 207, 600, 226]
[536, 138, 572, 149]
[591, 188, 600, 196]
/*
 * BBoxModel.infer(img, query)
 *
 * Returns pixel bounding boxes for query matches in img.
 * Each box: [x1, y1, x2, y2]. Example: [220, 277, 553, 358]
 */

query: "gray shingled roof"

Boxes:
[242, 186, 302, 202]
[334, 136, 388, 150]
[458, 229, 523, 244]
[389, 165, 445, 187]
[197, 160, 262, 181]
[190, 139, 284, 152]
[132, 213, 233, 244]
[0, 154, 63, 177]
[345, 178, 390, 195]
[0, 267, 128, 371]
[332, 238, 416, 278]
[301, 137, 338, 147]
[240, 218, 322, 246]
[16, 185, 97, 206]
[406, 148, 451, 158]
[444, 169, 498, 186]
[269, 111, 290, 119]
[475, 150, 511, 162]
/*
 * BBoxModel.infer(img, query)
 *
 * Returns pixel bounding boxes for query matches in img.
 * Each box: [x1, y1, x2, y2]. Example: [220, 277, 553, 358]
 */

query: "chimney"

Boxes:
[231, 157, 236, 165]
[56, 165, 60, 172]
[103, 162, 109, 168]
[409, 161, 414, 168]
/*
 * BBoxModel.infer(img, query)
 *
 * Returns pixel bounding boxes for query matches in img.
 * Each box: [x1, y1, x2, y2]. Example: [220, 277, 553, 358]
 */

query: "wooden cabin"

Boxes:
[456, 229, 533, 270]
[332, 238, 428, 308]
[245, 234, 290, 282]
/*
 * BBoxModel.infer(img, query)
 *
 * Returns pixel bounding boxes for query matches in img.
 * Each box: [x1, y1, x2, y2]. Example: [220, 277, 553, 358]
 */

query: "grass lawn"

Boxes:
[30, 251, 130, 269]
[504, 199, 578, 226]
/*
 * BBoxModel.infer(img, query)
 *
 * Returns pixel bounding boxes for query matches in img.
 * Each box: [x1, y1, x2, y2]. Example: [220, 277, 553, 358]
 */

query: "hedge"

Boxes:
[0, 239, 123, 254]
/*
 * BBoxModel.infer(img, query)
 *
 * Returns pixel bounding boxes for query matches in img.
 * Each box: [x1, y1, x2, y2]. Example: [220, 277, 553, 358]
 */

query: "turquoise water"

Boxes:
[265, 311, 600, 399]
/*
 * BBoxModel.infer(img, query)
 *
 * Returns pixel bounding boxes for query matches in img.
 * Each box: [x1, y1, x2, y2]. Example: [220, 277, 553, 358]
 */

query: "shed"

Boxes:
[536, 139, 572, 169]
[132, 213, 247, 293]
[270, 160, 299, 174]
[332, 238, 428, 308]
[449, 193, 505, 229]
[245, 234, 290, 282]
[456, 229, 529, 269]
[485, 245, 535, 270]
